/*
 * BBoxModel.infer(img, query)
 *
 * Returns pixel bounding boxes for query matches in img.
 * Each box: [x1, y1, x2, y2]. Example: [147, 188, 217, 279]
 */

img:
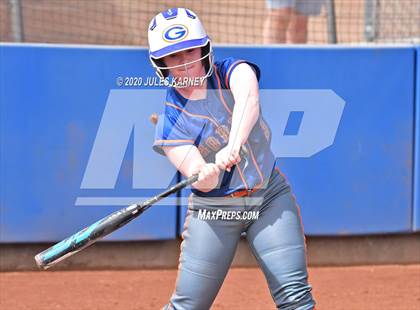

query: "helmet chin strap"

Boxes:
[152, 49, 214, 88]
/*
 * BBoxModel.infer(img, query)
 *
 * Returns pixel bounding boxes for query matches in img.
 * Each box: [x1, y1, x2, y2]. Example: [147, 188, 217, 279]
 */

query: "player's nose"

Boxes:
[178, 51, 189, 64]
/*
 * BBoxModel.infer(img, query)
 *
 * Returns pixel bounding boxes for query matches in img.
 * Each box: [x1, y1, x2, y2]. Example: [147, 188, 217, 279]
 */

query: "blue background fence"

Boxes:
[414, 46, 420, 231]
[0, 44, 418, 241]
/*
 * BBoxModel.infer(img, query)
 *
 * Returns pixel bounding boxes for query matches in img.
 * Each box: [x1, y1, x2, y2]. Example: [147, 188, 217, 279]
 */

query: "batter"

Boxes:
[148, 8, 315, 310]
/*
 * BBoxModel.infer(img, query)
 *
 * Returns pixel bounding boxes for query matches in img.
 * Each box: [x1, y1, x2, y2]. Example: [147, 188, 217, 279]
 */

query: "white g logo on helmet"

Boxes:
[162, 24, 189, 42]
[148, 8, 214, 81]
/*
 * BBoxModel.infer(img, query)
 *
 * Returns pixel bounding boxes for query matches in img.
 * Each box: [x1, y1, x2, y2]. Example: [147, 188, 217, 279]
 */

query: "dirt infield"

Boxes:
[1, 265, 419, 310]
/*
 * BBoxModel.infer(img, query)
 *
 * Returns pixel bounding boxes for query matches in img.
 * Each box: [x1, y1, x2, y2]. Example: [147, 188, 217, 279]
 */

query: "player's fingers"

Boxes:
[230, 148, 239, 157]
[234, 151, 241, 162]
[197, 170, 205, 182]
[215, 156, 227, 170]
[196, 165, 209, 182]
[203, 165, 217, 180]
[191, 165, 203, 182]
[232, 153, 241, 163]
[209, 164, 220, 176]
[222, 158, 232, 170]
[229, 154, 239, 165]
[224, 155, 232, 165]
[227, 153, 239, 167]
[201, 165, 210, 176]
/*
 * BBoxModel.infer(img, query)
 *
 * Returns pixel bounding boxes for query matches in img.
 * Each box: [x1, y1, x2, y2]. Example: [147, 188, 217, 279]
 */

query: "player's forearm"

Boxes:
[162, 145, 205, 177]
[162, 145, 216, 191]
[228, 63, 260, 148]
[229, 95, 259, 148]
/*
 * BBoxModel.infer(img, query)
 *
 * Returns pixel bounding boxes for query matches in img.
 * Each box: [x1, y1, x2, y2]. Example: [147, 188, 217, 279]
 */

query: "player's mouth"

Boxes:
[179, 65, 194, 72]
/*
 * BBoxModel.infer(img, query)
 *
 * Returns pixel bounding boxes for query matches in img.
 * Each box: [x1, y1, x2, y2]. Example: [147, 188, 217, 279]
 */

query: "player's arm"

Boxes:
[162, 145, 220, 192]
[216, 63, 260, 169]
[229, 63, 260, 147]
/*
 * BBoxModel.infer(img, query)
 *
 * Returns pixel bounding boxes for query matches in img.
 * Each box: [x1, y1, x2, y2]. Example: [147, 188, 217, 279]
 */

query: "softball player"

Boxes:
[148, 8, 315, 310]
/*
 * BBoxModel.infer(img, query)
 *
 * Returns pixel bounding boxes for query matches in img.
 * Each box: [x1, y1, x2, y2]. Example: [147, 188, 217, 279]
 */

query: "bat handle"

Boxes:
[185, 174, 199, 185]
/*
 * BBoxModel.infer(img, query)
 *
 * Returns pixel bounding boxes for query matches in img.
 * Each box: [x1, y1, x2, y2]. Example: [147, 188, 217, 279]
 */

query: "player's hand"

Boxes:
[215, 144, 241, 172]
[190, 163, 221, 192]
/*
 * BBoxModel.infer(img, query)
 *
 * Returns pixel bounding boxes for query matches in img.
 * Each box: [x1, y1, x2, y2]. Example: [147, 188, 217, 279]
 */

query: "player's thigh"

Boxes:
[169, 209, 243, 309]
[247, 191, 306, 251]
[246, 191, 312, 306]
[179, 209, 243, 271]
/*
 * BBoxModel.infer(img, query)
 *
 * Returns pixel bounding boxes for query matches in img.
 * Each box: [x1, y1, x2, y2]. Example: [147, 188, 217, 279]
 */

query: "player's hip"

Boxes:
[187, 166, 291, 212]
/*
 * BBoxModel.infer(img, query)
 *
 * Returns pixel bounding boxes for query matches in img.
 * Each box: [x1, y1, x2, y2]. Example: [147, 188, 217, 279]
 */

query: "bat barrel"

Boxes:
[34, 204, 142, 269]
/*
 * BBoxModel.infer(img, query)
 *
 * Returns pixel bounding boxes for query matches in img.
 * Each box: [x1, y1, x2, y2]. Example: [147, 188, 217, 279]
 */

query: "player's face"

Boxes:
[163, 47, 204, 79]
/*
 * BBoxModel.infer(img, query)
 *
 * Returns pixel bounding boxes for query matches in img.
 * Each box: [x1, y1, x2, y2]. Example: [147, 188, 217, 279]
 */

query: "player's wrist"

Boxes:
[227, 139, 242, 149]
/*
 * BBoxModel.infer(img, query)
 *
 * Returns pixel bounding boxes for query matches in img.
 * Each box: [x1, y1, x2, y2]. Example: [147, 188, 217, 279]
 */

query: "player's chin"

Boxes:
[172, 72, 189, 80]
[177, 65, 200, 76]
[176, 69, 196, 77]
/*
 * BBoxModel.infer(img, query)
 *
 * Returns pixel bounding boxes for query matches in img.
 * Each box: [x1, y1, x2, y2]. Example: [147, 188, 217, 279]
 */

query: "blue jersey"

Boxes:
[153, 57, 276, 197]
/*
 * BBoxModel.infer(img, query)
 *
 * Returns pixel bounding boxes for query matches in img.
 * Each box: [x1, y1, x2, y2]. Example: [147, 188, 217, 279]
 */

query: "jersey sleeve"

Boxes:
[216, 57, 261, 89]
[152, 105, 194, 156]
